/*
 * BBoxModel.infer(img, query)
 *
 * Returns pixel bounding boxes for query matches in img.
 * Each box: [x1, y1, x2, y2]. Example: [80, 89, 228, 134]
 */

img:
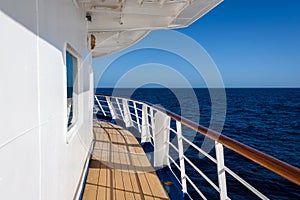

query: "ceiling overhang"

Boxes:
[77, 0, 223, 57]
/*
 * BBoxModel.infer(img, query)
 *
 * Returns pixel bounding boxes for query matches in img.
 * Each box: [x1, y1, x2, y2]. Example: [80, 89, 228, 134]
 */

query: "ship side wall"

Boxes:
[0, 0, 93, 199]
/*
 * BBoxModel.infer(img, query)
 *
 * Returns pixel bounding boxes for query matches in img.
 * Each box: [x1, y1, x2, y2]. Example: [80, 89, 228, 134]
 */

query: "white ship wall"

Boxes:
[0, 0, 93, 199]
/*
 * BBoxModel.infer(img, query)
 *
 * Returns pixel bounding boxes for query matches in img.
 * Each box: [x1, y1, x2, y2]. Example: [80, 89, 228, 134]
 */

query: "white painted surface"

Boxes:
[106, 96, 117, 119]
[0, 128, 40, 199]
[79, 0, 223, 57]
[0, 0, 93, 199]
[176, 121, 187, 193]
[37, 0, 93, 198]
[154, 111, 170, 167]
[215, 142, 228, 200]
[141, 104, 151, 143]
[122, 99, 133, 127]
[0, 8, 40, 199]
[0, 9, 38, 147]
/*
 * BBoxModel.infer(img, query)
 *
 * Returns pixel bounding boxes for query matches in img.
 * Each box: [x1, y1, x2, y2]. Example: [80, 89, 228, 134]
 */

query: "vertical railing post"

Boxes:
[176, 121, 187, 194]
[116, 98, 124, 119]
[149, 107, 155, 142]
[149, 107, 154, 130]
[141, 104, 151, 143]
[95, 96, 106, 116]
[133, 102, 141, 132]
[215, 142, 228, 200]
[105, 96, 116, 119]
[153, 111, 170, 167]
[122, 99, 133, 127]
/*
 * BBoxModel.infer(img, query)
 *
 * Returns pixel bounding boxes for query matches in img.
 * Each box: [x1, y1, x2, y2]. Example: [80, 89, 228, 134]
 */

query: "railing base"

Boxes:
[156, 167, 191, 200]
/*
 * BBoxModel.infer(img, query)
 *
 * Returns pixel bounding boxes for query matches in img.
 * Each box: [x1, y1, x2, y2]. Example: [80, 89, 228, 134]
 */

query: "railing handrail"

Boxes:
[94, 94, 300, 186]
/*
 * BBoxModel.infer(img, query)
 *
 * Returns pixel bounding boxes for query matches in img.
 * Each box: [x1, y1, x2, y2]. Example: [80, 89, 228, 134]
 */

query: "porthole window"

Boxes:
[66, 45, 79, 130]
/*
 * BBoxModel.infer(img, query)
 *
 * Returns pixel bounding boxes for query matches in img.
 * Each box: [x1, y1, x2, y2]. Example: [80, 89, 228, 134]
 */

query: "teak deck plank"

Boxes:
[82, 120, 169, 200]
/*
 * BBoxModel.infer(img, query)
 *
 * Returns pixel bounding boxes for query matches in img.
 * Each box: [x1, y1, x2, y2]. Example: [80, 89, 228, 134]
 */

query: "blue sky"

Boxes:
[93, 0, 300, 88]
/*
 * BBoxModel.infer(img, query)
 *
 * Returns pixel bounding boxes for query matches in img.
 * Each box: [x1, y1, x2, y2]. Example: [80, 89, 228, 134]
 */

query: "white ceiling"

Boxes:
[77, 0, 223, 57]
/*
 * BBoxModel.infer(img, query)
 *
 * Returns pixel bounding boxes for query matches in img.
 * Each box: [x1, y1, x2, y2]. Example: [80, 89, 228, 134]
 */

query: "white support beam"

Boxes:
[154, 111, 170, 167]
[141, 104, 151, 143]
[133, 102, 141, 132]
[122, 99, 133, 127]
[106, 96, 117, 119]
[149, 107, 155, 133]
[215, 142, 228, 200]
[176, 121, 187, 193]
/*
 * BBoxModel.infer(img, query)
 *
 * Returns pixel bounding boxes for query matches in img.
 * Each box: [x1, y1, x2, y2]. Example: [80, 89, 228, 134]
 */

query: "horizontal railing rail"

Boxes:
[150, 104, 300, 186]
[94, 94, 300, 200]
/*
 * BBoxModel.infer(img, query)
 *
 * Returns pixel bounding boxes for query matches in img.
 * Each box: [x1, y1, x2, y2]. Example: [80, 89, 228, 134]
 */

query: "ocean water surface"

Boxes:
[95, 88, 300, 200]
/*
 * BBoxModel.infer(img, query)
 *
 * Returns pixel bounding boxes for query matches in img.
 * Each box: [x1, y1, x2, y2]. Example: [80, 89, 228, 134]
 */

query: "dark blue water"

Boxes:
[96, 88, 300, 199]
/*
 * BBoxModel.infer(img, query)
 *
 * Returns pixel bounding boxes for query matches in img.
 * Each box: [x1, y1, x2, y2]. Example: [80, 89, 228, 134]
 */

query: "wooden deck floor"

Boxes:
[82, 120, 170, 200]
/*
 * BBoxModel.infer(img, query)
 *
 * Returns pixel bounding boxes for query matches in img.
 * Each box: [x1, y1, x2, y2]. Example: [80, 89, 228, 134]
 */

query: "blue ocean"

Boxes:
[95, 88, 300, 199]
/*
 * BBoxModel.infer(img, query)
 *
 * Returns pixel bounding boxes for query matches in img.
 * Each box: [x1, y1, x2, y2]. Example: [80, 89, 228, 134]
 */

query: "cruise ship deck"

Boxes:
[82, 120, 169, 200]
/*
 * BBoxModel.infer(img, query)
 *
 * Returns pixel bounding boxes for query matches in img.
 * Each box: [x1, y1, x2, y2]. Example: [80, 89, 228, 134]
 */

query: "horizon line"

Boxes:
[95, 86, 300, 89]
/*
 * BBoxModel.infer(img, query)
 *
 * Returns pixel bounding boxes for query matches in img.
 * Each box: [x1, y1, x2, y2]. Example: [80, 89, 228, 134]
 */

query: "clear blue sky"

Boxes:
[93, 0, 300, 88]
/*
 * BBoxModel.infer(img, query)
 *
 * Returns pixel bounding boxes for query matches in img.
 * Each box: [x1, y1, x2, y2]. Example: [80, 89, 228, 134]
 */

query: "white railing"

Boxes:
[94, 95, 300, 200]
